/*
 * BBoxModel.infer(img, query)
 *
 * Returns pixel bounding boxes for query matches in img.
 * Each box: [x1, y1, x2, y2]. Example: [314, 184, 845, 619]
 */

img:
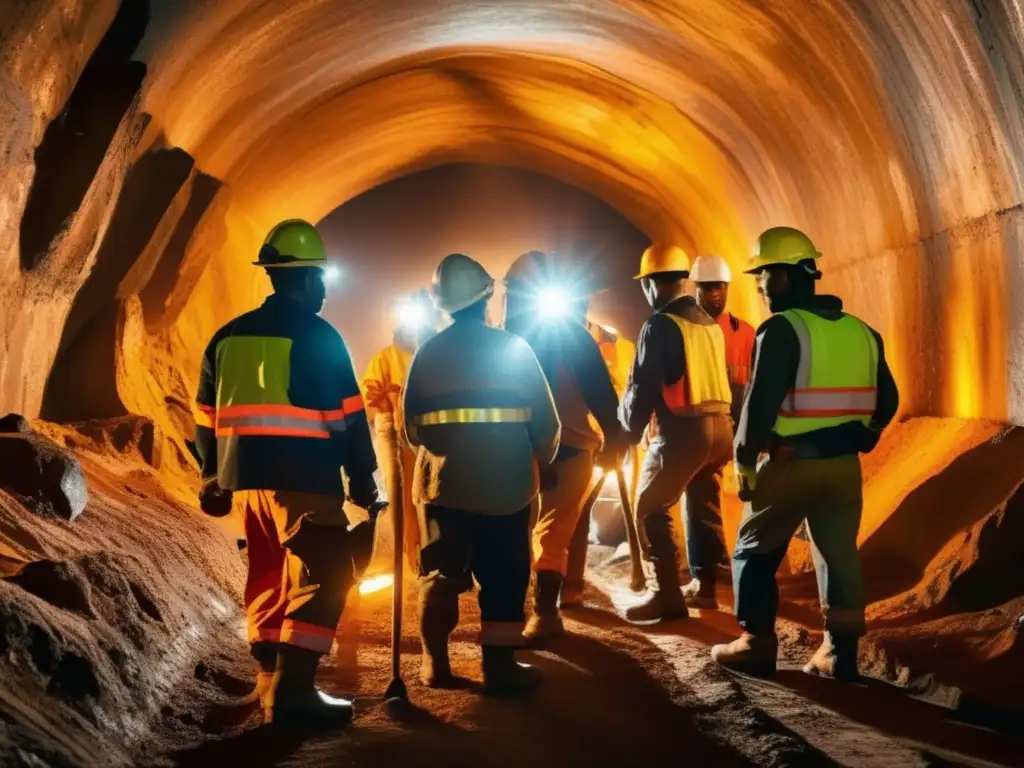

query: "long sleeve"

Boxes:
[871, 331, 899, 432]
[619, 317, 671, 443]
[194, 339, 218, 480]
[733, 316, 799, 467]
[520, 341, 561, 466]
[401, 349, 423, 449]
[329, 334, 378, 489]
[569, 326, 622, 441]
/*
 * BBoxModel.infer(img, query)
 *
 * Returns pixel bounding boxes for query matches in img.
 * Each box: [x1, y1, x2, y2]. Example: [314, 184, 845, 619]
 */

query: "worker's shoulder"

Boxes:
[756, 313, 796, 338]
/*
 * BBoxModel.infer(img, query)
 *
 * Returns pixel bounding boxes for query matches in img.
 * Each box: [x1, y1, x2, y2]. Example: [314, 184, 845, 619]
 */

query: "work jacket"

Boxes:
[734, 294, 900, 466]
[620, 296, 732, 446]
[715, 311, 757, 424]
[403, 316, 561, 515]
[361, 340, 413, 431]
[515, 319, 623, 457]
[194, 293, 377, 498]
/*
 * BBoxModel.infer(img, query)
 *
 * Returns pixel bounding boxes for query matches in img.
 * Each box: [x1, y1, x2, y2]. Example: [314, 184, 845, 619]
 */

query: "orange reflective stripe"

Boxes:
[217, 426, 331, 439]
[219, 403, 323, 419]
[194, 403, 216, 429]
[280, 619, 336, 653]
[342, 394, 365, 415]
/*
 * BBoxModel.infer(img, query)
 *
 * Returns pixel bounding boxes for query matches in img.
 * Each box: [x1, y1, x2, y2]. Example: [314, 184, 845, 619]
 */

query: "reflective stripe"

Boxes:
[215, 403, 351, 438]
[280, 619, 335, 653]
[248, 627, 282, 644]
[410, 407, 531, 426]
[779, 387, 877, 417]
[479, 620, 527, 647]
[342, 394, 365, 415]
[195, 403, 216, 429]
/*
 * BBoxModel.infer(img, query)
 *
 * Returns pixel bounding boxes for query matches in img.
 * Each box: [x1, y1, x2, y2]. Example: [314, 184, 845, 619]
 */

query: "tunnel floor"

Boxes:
[142, 550, 1023, 768]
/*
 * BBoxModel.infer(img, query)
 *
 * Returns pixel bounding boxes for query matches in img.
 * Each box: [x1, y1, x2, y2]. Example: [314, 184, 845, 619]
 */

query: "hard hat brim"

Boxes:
[634, 270, 689, 280]
[253, 258, 329, 268]
[432, 281, 495, 314]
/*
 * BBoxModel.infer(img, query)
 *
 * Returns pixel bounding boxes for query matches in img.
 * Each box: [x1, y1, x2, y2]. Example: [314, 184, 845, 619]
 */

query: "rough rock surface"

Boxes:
[0, 413, 30, 434]
[0, 433, 88, 521]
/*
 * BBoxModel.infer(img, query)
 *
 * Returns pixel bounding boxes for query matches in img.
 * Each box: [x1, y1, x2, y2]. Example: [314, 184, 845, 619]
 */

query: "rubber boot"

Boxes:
[681, 577, 717, 610]
[419, 578, 460, 688]
[803, 632, 860, 682]
[265, 645, 354, 727]
[244, 641, 278, 710]
[710, 633, 779, 677]
[625, 516, 688, 623]
[524, 571, 565, 641]
[482, 647, 543, 696]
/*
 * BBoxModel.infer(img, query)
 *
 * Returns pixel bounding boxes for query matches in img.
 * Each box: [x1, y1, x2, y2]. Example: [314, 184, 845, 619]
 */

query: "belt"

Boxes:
[409, 407, 531, 426]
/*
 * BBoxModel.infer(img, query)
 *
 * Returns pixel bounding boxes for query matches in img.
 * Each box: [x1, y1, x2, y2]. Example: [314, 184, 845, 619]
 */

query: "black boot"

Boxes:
[524, 571, 565, 641]
[419, 578, 460, 688]
[482, 647, 543, 696]
[265, 645, 353, 727]
[626, 516, 688, 623]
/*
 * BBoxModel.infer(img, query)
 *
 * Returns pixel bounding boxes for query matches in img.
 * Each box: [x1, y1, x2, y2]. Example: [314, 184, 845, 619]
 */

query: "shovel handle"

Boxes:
[615, 469, 646, 592]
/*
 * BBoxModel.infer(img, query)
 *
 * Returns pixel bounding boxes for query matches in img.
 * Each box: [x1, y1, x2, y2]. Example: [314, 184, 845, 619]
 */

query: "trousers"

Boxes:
[531, 449, 596, 576]
[419, 505, 531, 646]
[634, 414, 733, 569]
[240, 489, 353, 654]
[732, 454, 866, 636]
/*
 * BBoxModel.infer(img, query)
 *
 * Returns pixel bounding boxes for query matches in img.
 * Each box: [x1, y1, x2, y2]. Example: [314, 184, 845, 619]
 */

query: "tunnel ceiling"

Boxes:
[3, 0, 1024, 446]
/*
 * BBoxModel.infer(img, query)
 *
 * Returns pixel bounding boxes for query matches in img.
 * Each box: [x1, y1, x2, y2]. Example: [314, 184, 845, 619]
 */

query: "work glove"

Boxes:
[735, 463, 758, 503]
[349, 500, 389, 579]
[198, 477, 233, 518]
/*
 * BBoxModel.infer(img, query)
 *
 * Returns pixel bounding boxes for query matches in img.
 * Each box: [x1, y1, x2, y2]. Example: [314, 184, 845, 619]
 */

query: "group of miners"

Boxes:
[193, 218, 899, 728]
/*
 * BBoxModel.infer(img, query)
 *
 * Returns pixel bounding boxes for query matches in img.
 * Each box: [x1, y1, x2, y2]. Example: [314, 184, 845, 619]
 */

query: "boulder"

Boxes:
[0, 434, 88, 521]
[69, 414, 162, 469]
[0, 413, 31, 434]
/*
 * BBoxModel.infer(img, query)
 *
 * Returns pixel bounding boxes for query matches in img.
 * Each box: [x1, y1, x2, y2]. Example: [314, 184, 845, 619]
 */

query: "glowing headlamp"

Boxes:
[536, 285, 572, 319]
[323, 265, 342, 285]
[398, 300, 429, 330]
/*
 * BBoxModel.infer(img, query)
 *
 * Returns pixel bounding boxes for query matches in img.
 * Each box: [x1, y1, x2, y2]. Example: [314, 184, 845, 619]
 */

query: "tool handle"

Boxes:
[615, 469, 646, 592]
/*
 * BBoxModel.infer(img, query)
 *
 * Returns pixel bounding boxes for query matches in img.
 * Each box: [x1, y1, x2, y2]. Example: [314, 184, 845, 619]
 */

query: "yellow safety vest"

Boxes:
[660, 314, 732, 414]
[361, 343, 413, 425]
[773, 309, 879, 437]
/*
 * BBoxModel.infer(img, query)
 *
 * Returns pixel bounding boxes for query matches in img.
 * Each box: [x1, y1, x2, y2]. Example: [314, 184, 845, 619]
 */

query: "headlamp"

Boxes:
[398, 300, 428, 330]
[536, 285, 572, 319]
[323, 265, 342, 285]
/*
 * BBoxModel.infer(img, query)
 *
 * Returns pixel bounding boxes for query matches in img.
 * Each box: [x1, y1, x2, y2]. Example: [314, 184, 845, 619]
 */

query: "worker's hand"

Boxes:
[198, 477, 233, 518]
[595, 433, 628, 471]
[735, 463, 758, 502]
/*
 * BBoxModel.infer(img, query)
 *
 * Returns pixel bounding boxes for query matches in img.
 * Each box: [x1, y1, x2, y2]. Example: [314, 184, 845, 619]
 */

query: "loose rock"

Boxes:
[0, 413, 31, 434]
[0, 434, 88, 521]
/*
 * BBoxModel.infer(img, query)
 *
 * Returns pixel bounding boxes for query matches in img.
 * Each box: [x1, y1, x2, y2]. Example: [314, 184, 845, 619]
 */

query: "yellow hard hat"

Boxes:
[634, 244, 691, 280]
[745, 227, 821, 273]
[253, 219, 328, 268]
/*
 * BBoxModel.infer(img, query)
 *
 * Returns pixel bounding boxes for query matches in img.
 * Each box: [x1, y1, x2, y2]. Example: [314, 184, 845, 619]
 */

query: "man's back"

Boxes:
[403, 318, 560, 515]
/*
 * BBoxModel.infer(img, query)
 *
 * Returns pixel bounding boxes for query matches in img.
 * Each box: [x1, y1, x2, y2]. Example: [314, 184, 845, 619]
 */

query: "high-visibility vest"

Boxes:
[361, 342, 413, 425]
[717, 312, 756, 387]
[772, 309, 879, 437]
[660, 313, 732, 415]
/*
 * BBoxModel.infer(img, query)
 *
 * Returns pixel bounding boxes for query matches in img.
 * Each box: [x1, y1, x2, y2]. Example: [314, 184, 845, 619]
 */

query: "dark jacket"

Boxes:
[403, 316, 561, 515]
[195, 293, 377, 499]
[733, 294, 899, 466]
[516, 319, 623, 457]
[619, 295, 723, 445]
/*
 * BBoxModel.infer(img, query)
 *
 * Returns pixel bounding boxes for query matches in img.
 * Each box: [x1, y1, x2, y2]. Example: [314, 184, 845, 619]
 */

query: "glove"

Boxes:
[735, 463, 758, 502]
[198, 477, 233, 518]
[540, 467, 559, 492]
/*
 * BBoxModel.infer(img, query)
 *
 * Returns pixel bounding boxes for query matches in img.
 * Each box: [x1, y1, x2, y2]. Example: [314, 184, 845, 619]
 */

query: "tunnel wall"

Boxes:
[1, 0, 1024, 436]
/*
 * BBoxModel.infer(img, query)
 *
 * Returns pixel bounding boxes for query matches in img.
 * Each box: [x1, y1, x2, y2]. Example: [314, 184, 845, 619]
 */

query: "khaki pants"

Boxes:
[634, 415, 733, 564]
[732, 454, 866, 636]
[532, 449, 596, 576]
[240, 490, 352, 654]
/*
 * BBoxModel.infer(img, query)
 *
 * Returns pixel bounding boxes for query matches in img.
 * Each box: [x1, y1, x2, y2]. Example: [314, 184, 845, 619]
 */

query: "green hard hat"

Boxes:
[253, 219, 328, 268]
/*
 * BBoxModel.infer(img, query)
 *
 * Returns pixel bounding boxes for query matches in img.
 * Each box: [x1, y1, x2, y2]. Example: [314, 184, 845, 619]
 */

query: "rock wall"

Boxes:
[2, 0, 1024, 443]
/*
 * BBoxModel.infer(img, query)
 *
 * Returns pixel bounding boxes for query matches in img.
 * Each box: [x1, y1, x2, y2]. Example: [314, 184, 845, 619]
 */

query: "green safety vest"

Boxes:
[773, 309, 879, 438]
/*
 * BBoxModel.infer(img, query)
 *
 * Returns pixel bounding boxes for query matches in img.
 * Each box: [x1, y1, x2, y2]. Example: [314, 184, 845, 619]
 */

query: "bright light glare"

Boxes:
[398, 301, 427, 329]
[537, 286, 571, 318]
[358, 573, 394, 595]
[603, 325, 618, 335]
[323, 265, 342, 284]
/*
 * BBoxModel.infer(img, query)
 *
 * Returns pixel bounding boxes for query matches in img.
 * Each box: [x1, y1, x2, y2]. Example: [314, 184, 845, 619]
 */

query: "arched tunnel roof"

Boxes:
[3, 0, 1024, 433]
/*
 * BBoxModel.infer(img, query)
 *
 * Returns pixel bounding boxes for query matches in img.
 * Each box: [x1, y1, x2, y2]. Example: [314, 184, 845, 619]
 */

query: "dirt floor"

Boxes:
[141, 545, 1024, 768]
[2, 416, 1024, 767]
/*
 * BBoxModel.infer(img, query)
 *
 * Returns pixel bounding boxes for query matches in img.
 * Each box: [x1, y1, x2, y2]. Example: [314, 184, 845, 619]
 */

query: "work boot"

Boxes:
[711, 633, 779, 677]
[559, 583, 584, 608]
[681, 577, 717, 610]
[265, 645, 354, 727]
[245, 641, 279, 710]
[626, 517, 688, 623]
[803, 632, 860, 682]
[481, 646, 543, 696]
[524, 571, 565, 641]
[419, 579, 459, 688]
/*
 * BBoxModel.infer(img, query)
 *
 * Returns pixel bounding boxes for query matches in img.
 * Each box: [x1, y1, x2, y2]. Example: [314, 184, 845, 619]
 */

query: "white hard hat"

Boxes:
[431, 253, 495, 314]
[689, 255, 732, 283]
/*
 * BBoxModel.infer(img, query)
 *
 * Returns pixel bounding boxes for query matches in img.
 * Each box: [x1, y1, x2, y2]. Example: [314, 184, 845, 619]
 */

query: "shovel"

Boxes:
[378, 419, 410, 716]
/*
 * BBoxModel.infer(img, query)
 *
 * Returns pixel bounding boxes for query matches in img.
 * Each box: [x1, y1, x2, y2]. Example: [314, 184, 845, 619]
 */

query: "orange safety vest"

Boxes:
[716, 312, 756, 387]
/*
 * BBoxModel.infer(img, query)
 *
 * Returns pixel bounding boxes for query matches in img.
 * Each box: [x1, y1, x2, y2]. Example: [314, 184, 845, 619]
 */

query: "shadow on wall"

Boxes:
[19, 0, 150, 271]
